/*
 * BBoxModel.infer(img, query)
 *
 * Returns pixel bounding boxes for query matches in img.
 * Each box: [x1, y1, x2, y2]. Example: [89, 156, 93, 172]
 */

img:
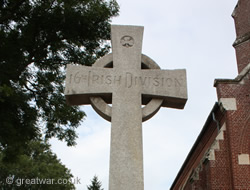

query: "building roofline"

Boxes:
[214, 63, 250, 87]
[170, 102, 223, 189]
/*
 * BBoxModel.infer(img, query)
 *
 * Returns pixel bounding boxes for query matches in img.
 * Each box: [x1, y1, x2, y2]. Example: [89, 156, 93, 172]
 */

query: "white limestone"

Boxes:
[219, 98, 237, 110]
[216, 123, 226, 140]
[238, 154, 250, 165]
[64, 25, 188, 190]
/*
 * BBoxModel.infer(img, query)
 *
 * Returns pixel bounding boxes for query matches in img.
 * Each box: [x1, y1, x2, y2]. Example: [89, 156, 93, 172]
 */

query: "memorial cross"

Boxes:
[64, 25, 187, 190]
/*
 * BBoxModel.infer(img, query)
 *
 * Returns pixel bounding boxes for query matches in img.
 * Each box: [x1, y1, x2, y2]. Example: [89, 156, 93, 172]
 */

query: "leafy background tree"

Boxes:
[0, 138, 75, 190]
[87, 175, 104, 190]
[0, 0, 119, 189]
[0, 0, 119, 160]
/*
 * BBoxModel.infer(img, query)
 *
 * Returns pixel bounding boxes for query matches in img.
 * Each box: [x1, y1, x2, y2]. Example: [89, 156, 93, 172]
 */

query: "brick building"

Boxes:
[170, 0, 250, 189]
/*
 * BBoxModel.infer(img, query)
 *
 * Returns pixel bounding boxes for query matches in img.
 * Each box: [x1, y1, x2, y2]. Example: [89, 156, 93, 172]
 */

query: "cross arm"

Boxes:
[141, 69, 187, 109]
[64, 64, 114, 105]
[64, 65, 188, 109]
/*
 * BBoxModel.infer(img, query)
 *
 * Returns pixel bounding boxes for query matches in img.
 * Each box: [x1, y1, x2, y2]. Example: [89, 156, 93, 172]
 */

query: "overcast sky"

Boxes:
[51, 0, 238, 189]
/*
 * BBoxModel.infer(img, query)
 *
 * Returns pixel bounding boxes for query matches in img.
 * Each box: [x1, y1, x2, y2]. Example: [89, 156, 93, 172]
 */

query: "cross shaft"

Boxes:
[109, 25, 144, 190]
[64, 25, 187, 190]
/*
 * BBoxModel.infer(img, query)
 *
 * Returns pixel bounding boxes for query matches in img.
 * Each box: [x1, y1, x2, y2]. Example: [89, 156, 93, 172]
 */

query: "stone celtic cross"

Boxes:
[64, 25, 187, 190]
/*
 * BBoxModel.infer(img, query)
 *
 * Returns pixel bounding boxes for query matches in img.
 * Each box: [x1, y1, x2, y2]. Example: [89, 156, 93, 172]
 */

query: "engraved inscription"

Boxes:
[70, 72, 89, 84]
[121, 36, 134, 48]
[69, 71, 184, 89]
[125, 72, 183, 88]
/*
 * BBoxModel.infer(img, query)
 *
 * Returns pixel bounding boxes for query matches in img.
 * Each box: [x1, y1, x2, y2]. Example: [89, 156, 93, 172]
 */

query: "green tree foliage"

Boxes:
[87, 175, 104, 190]
[0, 139, 75, 189]
[0, 0, 119, 158]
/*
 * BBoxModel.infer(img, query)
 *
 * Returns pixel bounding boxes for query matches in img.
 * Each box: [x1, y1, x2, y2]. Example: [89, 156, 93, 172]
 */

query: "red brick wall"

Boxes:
[215, 0, 250, 187]
[232, 0, 250, 73]
[209, 132, 232, 189]
[170, 106, 227, 189]
[171, 0, 250, 189]
[179, 118, 232, 190]
[232, 0, 250, 37]
[216, 72, 250, 189]
[234, 36, 250, 74]
[173, 69, 250, 190]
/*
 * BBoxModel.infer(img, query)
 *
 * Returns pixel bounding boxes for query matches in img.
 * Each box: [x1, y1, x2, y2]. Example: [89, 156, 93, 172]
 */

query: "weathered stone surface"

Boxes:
[108, 25, 144, 190]
[64, 25, 188, 190]
[65, 66, 187, 106]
